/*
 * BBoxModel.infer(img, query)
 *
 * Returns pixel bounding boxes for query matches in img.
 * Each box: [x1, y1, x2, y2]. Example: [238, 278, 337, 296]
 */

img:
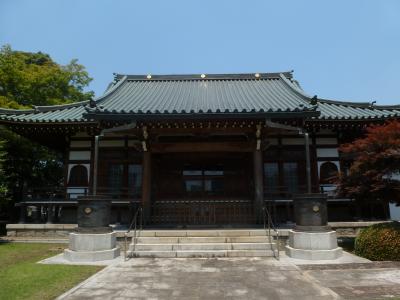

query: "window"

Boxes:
[185, 180, 203, 192]
[68, 165, 88, 186]
[183, 166, 224, 196]
[128, 164, 142, 197]
[204, 178, 224, 194]
[183, 170, 202, 176]
[264, 162, 279, 193]
[283, 162, 298, 193]
[108, 164, 124, 195]
[320, 162, 338, 184]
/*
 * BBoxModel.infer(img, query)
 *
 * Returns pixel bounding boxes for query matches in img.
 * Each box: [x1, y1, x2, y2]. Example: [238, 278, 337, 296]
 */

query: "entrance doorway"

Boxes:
[151, 152, 255, 226]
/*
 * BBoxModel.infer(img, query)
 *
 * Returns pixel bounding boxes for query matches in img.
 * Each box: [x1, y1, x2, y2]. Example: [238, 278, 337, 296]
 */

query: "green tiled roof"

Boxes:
[315, 99, 400, 120]
[0, 72, 399, 124]
[0, 102, 91, 123]
[85, 72, 317, 118]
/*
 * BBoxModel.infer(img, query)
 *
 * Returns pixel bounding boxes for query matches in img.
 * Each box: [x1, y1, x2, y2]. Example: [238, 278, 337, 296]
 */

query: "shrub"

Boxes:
[354, 221, 400, 261]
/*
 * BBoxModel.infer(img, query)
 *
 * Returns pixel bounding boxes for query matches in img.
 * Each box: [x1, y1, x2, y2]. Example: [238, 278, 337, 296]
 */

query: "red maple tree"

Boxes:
[338, 120, 400, 205]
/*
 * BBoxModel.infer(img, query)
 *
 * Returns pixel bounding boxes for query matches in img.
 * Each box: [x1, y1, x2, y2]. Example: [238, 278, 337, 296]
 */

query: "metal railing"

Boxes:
[262, 205, 280, 260]
[124, 206, 143, 261]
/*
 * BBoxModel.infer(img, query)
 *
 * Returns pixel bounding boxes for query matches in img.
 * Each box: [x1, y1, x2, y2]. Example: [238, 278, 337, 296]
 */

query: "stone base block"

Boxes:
[69, 232, 117, 251]
[64, 231, 120, 262]
[285, 245, 343, 260]
[64, 247, 120, 262]
[286, 229, 343, 260]
[289, 230, 338, 250]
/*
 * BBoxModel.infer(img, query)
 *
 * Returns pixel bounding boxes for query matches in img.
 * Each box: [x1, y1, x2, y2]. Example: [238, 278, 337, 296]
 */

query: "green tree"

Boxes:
[0, 44, 93, 107]
[0, 45, 93, 219]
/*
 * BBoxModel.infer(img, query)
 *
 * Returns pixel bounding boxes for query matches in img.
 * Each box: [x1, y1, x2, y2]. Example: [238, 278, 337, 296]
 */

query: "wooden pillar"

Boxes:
[253, 150, 264, 223]
[142, 151, 152, 223]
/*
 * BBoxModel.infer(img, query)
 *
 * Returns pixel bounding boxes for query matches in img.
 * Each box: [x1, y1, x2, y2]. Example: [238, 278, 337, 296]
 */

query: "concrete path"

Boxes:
[57, 257, 400, 300]
[300, 262, 400, 300]
[57, 257, 339, 300]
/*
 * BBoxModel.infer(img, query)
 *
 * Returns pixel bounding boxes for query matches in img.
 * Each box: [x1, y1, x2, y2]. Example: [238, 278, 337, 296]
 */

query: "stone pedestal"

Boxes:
[285, 194, 342, 260]
[285, 230, 342, 260]
[64, 196, 120, 262]
[64, 232, 120, 262]
[75, 195, 112, 233]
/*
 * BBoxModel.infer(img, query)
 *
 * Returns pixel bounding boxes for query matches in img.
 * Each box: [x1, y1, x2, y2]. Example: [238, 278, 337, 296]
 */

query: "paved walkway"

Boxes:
[57, 258, 400, 300]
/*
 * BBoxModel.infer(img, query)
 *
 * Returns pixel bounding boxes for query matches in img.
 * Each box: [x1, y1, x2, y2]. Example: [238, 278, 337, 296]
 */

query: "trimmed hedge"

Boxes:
[355, 221, 400, 261]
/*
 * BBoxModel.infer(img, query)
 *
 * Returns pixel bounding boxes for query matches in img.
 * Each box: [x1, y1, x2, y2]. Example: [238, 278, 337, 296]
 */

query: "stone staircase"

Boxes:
[127, 229, 278, 258]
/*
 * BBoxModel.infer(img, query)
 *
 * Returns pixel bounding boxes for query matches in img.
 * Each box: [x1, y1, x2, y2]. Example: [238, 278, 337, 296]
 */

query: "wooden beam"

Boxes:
[148, 127, 256, 134]
[150, 142, 254, 153]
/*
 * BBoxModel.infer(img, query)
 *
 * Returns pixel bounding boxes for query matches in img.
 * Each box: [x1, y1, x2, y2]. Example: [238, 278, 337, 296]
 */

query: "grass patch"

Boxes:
[0, 243, 103, 300]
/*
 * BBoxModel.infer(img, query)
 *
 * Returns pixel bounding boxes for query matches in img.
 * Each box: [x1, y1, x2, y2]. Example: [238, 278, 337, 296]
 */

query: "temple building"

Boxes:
[1, 71, 399, 227]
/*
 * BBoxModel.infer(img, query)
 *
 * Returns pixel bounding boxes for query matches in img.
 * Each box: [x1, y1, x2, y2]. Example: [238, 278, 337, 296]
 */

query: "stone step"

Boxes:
[135, 236, 272, 244]
[130, 249, 275, 258]
[116, 229, 289, 239]
[131, 242, 276, 252]
[134, 229, 268, 237]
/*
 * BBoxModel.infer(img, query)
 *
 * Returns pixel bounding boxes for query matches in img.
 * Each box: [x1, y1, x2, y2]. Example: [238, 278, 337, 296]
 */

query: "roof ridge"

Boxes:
[316, 98, 400, 109]
[34, 100, 90, 112]
[114, 72, 294, 81]
[0, 108, 35, 115]
[372, 104, 400, 109]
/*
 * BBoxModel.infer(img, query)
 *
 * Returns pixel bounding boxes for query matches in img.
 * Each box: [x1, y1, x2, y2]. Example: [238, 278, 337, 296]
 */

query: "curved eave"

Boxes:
[83, 110, 320, 121]
[93, 75, 128, 104]
[0, 118, 98, 126]
[279, 73, 314, 100]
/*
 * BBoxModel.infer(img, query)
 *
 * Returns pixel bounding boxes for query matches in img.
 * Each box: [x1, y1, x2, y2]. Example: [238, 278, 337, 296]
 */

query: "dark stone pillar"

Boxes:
[253, 150, 264, 223]
[18, 203, 26, 224]
[76, 195, 113, 233]
[142, 151, 152, 223]
[293, 193, 330, 232]
[46, 205, 55, 224]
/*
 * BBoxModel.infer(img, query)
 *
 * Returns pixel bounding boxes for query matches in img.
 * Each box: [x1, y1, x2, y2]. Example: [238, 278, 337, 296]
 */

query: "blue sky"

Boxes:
[1, 0, 400, 104]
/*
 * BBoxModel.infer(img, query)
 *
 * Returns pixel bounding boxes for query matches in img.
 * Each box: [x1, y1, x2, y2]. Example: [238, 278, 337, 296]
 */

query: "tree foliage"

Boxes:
[0, 44, 93, 108]
[0, 128, 64, 202]
[0, 45, 93, 212]
[338, 120, 400, 205]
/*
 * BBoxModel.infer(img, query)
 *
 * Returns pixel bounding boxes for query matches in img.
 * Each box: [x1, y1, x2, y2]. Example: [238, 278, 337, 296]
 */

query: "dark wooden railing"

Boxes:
[17, 187, 141, 224]
[151, 199, 255, 226]
[15, 184, 356, 225]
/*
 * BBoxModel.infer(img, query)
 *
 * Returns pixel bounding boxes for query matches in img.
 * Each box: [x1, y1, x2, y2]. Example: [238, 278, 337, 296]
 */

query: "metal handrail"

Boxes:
[262, 205, 280, 260]
[124, 206, 143, 261]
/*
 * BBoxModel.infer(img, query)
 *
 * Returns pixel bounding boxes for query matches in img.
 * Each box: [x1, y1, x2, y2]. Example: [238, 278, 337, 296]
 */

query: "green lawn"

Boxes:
[0, 243, 103, 300]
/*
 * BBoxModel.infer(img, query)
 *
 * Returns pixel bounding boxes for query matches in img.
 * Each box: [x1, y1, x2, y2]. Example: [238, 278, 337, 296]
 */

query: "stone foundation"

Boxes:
[64, 232, 120, 262]
[6, 224, 76, 238]
[285, 230, 343, 260]
[285, 245, 343, 260]
[5, 221, 390, 239]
